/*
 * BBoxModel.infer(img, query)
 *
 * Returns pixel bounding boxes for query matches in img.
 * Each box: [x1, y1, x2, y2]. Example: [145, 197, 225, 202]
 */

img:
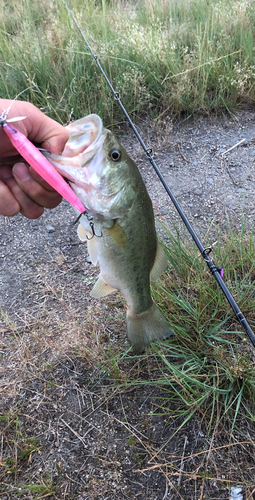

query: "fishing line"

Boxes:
[1, 87, 33, 119]
[63, 2, 255, 349]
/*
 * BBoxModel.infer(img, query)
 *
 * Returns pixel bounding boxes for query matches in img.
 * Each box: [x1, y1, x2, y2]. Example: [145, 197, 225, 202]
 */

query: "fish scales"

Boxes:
[96, 176, 156, 313]
[45, 115, 174, 351]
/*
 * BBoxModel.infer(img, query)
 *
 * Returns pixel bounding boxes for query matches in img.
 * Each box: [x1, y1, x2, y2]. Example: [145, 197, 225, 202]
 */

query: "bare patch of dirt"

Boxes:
[1, 111, 255, 499]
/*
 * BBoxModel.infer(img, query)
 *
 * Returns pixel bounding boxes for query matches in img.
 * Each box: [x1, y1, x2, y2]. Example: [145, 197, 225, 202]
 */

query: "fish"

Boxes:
[45, 114, 174, 351]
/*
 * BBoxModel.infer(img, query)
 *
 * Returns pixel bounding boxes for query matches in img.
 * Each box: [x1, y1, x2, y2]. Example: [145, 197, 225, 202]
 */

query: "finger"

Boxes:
[0, 176, 20, 217]
[0, 153, 24, 168]
[24, 104, 69, 154]
[0, 168, 44, 219]
[22, 103, 69, 154]
[28, 165, 62, 192]
[1, 100, 69, 155]
[40, 126, 69, 155]
[12, 162, 62, 209]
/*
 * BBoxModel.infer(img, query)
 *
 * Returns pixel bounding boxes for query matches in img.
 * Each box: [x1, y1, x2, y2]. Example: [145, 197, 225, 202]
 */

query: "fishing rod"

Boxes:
[64, 2, 255, 349]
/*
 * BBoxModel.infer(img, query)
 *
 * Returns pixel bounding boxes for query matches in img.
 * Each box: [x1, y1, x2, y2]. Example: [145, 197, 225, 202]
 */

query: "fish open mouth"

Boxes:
[44, 115, 106, 182]
[44, 114, 135, 218]
[62, 114, 103, 158]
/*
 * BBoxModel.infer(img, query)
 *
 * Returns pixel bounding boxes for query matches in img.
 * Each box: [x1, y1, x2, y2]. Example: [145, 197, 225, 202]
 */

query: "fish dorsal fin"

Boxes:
[106, 221, 128, 249]
[150, 239, 168, 282]
[91, 275, 117, 298]
[77, 223, 99, 265]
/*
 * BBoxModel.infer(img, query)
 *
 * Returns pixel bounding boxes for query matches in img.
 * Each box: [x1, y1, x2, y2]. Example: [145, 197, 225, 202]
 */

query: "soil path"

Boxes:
[0, 110, 255, 499]
[2, 110, 255, 316]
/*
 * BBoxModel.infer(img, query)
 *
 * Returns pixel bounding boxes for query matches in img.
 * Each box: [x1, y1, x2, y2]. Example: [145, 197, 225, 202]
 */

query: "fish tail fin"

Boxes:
[126, 303, 174, 352]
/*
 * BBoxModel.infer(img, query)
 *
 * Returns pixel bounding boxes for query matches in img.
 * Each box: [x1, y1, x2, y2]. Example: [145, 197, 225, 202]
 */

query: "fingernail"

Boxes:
[13, 162, 31, 182]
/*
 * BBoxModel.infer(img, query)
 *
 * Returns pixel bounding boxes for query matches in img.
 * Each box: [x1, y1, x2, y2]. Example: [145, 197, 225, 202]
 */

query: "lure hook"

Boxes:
[37, 140, 51, 153]
[86, 219, 103, 239]
[73, 211, 103, 239]
[72, 211, 87, 226]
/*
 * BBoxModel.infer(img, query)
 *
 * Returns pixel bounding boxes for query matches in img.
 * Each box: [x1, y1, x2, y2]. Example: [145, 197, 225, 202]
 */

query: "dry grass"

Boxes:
[1, 225, 255, 498]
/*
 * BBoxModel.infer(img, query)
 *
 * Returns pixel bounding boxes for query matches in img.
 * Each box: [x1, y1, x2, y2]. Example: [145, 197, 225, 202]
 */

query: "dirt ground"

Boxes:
[1, 110, 255, 499]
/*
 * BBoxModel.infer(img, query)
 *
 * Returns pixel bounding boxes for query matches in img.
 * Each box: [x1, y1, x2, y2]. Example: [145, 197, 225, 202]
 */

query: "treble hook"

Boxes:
[72, 211, 102, 239]
[87, 219, 103, 239]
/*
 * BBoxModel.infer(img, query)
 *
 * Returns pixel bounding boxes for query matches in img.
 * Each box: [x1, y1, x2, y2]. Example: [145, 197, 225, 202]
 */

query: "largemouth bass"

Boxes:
[46, 115, 173, 351]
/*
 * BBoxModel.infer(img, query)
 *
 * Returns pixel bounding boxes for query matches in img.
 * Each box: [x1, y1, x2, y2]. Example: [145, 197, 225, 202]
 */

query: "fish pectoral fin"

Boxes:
[77, 224, 91, 242]
[150, 239, 168, 282]
[77, 223, 99, 265]
[87, 236, 99, 266]
[106, 221, 128, 249]
[91, 275, 117, 298]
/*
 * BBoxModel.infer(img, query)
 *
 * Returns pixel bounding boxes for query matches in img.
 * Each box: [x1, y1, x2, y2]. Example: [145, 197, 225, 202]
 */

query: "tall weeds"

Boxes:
[0, 0, 255, 124]
[98, 227, 255, 431]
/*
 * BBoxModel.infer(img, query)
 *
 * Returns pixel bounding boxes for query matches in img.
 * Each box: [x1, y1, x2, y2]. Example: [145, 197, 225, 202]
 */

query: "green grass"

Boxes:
[0, 0, 255, 124]
[97, 226, 255, 435]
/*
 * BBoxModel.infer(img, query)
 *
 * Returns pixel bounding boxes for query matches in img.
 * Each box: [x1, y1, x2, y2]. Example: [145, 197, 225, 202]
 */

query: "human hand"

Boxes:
[0, 99, 69, 219]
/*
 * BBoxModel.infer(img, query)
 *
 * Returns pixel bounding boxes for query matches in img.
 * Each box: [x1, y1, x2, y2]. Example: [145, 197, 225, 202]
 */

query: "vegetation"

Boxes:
[0, 0, 255, 124]
[1, 227, 255, 498]
[1, 1, 255, 497]
[101, 226, 255, 429]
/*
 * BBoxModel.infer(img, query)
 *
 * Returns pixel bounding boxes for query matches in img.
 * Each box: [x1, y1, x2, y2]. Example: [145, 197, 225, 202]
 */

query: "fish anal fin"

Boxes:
[150, 239, 168, 282]
[91, 275, 117, 298]
[106, 221, 128, 249]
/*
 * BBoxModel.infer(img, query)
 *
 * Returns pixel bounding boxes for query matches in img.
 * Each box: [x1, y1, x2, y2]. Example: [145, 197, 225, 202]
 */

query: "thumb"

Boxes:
[40, 127, 69, 155]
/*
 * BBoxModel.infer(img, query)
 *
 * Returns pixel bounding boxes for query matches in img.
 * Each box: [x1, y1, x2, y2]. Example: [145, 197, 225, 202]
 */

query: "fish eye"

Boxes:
[110, 149, 121, 162]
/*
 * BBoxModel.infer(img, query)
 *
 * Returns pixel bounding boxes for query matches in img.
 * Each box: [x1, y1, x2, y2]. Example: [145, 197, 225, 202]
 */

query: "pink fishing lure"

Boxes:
[3, 122, 85, 213]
